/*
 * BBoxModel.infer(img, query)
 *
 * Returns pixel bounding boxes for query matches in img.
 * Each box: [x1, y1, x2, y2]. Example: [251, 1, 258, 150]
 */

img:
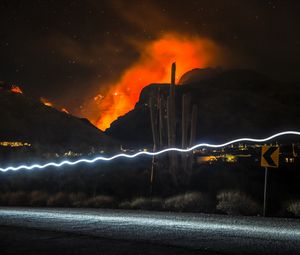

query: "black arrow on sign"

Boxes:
[263, 147, 277, 167]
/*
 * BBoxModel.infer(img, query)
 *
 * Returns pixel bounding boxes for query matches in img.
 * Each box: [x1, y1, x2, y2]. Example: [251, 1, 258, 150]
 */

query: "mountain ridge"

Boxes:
[0, 90, 119, 154]
[105, 69, 300, 147]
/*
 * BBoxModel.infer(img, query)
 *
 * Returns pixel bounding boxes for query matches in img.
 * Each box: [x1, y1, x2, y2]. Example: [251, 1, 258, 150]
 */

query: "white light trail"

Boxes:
[0, 131, 299, 172]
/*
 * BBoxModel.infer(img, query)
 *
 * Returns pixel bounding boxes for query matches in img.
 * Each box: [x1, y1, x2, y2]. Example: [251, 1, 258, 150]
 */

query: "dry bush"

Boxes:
[69, 192, 87, 207]
[47, 192, 71, 207]
[150, 198, 163, 210]
[7, 192, 30, 206]
[0, 192, 31, 206]
[126, 197, 163, 210]
[130, 197, 152, 210]
[29, 191, 48, 206]
[163, 192, 213, 213]
[216, 191, 260, 216]
[84, 195, 115, 208]
[0, 193, 10, 205]
[287, 201, 300, 217]
[118, 201, 131, 209]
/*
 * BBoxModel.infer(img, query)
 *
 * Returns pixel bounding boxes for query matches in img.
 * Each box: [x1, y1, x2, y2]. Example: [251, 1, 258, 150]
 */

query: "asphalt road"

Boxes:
[0, 207, 300, 254]
[0, 225, 212, 255]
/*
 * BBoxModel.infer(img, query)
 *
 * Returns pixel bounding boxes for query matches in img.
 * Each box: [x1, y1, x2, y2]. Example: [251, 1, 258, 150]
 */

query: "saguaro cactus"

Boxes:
[190, 104, 198, 147]
[167, 62, 178, 184]
[149, 63, 198, 187]
[149, 91, 159, 194]
[188, 104, 198, 171]
[149, 95, 159, 152]
[169, 62, 176, 147]
[158, 96, 166, 149]
[181, 93, 191, 173]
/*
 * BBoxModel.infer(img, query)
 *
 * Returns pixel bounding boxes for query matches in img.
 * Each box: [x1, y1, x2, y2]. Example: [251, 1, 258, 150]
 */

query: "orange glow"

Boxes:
[10, 85, 23, 94]
[61, 108, 69, 114]
[94, 33, 222, 130]
[41, 97, 70, 114]
[94, 94, 104, 101]
[40, 97, 53, 107]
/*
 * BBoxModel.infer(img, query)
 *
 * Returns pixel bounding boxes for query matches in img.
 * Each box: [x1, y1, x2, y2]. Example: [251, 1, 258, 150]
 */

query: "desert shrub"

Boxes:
[163, 192, 213, 213]
[130, 197, 152, 210]
[29, 191, 48, 206]
[0, 192, 31, 206]
[118, 200, 131, 209]
[127, 197, 163, 210]
[69, 192, 87, 207]
[287, 201, 300, 217]
[0, 193, 10, 205]
[216, 191, 260, 216]
[47, 192, 71, 207]
[7, 192, 30, 206]
[84, 195, 115, 208]
[150, 198, 163, 210]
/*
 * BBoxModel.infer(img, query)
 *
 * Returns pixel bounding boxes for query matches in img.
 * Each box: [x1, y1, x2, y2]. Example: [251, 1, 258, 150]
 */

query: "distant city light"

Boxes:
[0, 141, 31, 147]
[0, 131, 299, 172]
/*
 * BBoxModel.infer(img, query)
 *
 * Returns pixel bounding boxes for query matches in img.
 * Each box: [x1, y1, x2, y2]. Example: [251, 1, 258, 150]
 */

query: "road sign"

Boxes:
[261, 145, 280, 216]
[261, 146, 279, 168]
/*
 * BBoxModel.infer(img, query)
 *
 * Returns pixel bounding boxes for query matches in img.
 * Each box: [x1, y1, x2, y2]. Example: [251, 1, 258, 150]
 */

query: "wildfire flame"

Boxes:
[93, 33, 222, 130]
[40, 97, 53, 107]
[61, 108, 69, 114]
[40, 97, 69, 114]
[10, 85, 23, 94]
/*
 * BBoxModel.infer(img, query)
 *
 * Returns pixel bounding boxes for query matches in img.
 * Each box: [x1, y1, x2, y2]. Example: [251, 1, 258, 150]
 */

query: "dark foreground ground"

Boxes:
[0, 225, 213, 255]
[0, 207, 300, 255]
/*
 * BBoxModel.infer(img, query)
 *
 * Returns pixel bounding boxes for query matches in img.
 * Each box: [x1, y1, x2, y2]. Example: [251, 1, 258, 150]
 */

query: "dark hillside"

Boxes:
[0, 90, 119, 154]
[106, 69, 300, 147]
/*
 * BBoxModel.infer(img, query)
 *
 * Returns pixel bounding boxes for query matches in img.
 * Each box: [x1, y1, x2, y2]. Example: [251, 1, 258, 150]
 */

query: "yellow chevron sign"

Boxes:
[261, 146, 279, 168]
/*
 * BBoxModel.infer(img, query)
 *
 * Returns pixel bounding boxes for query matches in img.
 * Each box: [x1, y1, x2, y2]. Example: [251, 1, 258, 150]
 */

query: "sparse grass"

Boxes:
[163, 192, 213, 213]
[287, 201, 300, 217]
[216, 191, 260, 216]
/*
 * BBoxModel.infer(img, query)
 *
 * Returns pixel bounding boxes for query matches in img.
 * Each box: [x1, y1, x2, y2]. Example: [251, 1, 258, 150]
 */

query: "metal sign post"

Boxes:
[263, 166, 268, 216]
[261, 146, 279, 217]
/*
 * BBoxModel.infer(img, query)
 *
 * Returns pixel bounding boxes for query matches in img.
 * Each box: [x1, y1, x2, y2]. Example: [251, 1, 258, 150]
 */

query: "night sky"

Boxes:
[1, 0, 300, 120]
